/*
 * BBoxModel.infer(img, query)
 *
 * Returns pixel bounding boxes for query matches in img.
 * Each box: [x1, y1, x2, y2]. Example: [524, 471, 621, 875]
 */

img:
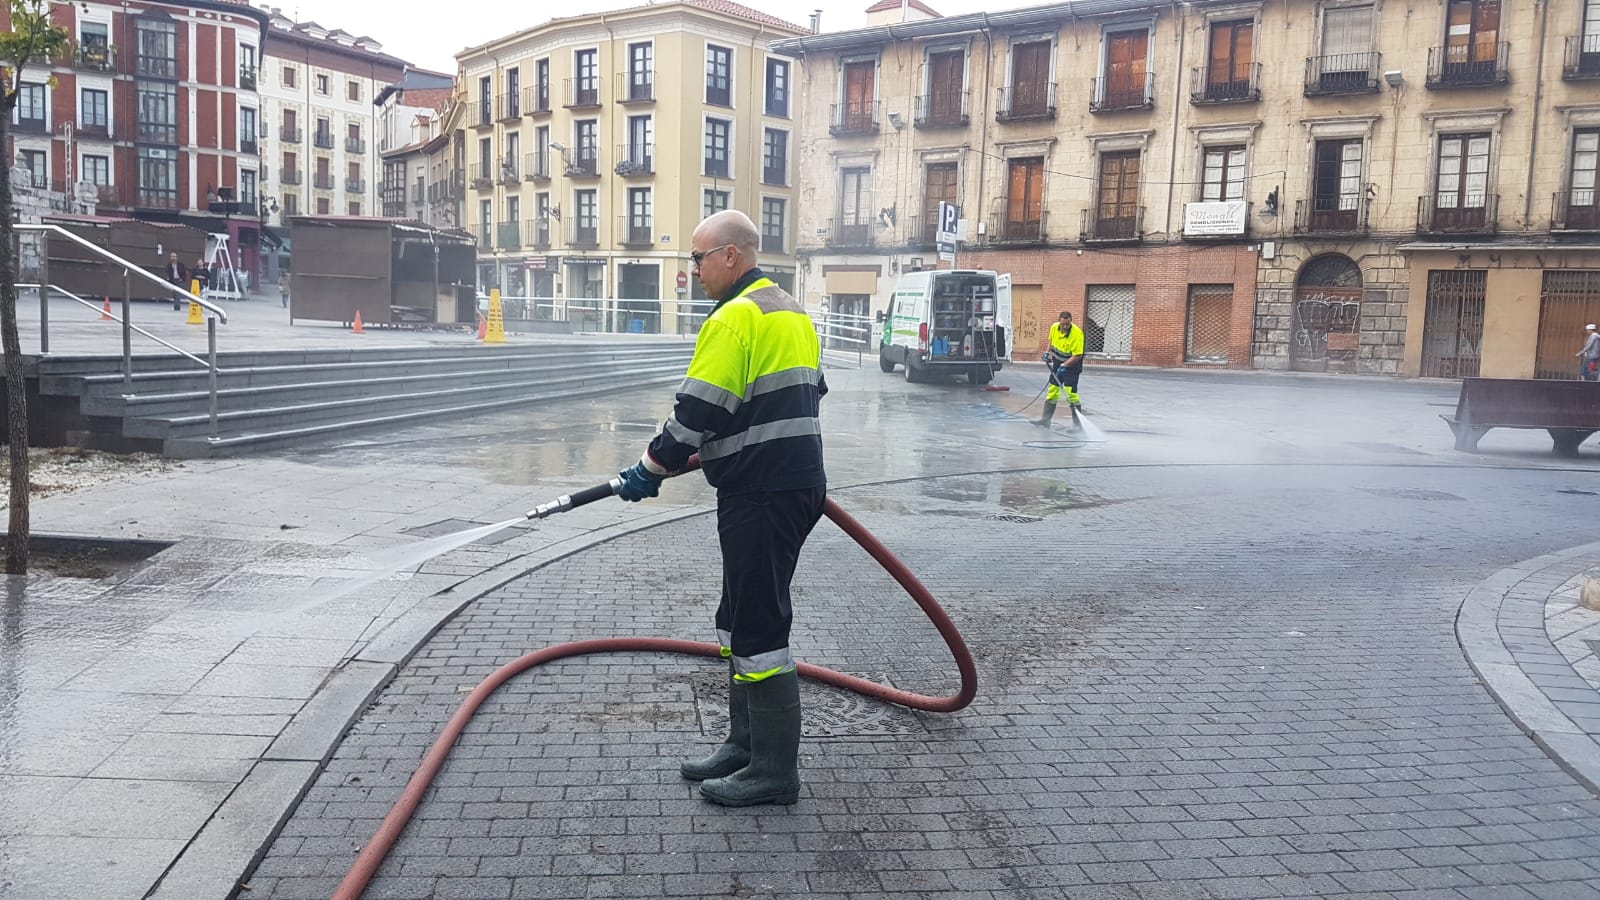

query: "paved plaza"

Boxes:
[3, 350, 1600, 900]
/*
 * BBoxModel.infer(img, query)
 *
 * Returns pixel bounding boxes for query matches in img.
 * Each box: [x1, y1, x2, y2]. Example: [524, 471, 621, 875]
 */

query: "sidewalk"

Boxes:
[3, 362, 1599, 900]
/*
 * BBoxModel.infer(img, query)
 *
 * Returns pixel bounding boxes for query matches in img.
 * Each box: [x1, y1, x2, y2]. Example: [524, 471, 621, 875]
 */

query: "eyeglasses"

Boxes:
[690, 244, 733, 267]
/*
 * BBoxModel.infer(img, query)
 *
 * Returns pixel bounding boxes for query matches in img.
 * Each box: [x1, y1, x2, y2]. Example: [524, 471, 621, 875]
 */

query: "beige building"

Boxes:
[775, 0, 1600, 379]
[454, 0, 807, 332]
[377, 76, 462, 228]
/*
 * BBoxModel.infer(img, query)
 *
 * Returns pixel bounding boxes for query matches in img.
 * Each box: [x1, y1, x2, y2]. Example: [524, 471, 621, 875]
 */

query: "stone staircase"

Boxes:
[28, 341, 694, 458]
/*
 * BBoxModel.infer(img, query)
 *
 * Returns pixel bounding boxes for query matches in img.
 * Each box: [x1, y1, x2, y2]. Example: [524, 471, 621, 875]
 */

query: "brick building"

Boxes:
[6, 0, 271, 279]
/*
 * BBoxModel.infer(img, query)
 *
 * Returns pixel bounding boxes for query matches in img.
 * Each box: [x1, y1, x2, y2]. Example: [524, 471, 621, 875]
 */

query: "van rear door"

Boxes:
[995, 273, 1013, 361]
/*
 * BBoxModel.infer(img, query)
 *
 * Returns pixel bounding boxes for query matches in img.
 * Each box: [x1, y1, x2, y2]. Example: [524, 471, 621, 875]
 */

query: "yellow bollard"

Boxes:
[485, 288, 506, 344]
[187, 278, 204, 324]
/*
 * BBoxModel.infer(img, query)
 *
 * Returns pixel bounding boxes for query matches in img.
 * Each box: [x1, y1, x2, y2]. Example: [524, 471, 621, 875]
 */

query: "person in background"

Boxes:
[1034, 310, 1085, 428]
[163, 252, 188, 311]
[1578, 323, 1600, 381]
[279, 270, 290, 309]
[192, 257, 211, 296]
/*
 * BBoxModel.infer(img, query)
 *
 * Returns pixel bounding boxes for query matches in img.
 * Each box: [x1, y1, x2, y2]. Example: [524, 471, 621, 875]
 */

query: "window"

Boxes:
[1443, 0, 1501, 75]
[839, 59, 876, 131]
[922, 49, 965, 125]
[348, 202, 361, 216]
[627, 187, 652, 241]
[80, 88, 109, 133]
[628, 43, 653, 101]
[506, 68, 520, 117]
[1185, 285, 1233, 363]
[314, 196, 329, 215]
[241, 170, 257, 205]
[478, 136, 492, 176]
[575, 189, 598, 244]
[766, 58, 790, 117]
[1204, 19, 1256, 101]
[1095, 151, 1141, 239]
[347, 80, 360, 102]
[706, 44, 732, 106]
[503, 132, 520, 179]
[479, 198, 492, 229]
[705, 118, 730, 178]
[315, 155, 332, 189]
[283, 193, 299, 216]
[1201, 145, 1246, 202]
[240, 44, 257, 79]
[1007, 41, 1053, 117]
[347, 122, 363, 153]
[282, 151, 298, 183]
[478, 76, 492, 123]
[1309, 139, 1363, 230]
[1433, 132, 1492, 228]
[505, 195, 520, 247]
[574, 49, 598, 105]
[136, 18, 176, 78]
[575, 120, 598, 173]
[535, 125, 551, 177]
[626, 115, 653, 169]
[19, 150, 46, 188]
[240, 107, 259, 151]
[535, 58, 551, 111]
[704, 189, 730, 218]
[137, 146, 177, 208]
[761, 197, 785, 252]
[347, 161, 362, 192]
[922, 162, 958, 243]
[314, 116, 333, 149]
[315, 73, 329, 95]
[78, 22, 110, 69]
[282, 65, 297, 88]
[136, 80, 177, 143]
[1566, 129, 1599, 229]
[281, 108, 299, 142]
[16, 82, 46, 129]
[1085, 284, 1136, 358]
[1582, 0, 1600, 73]
[762, 129, 787, 185]
[839, 166, 872, 243]
[82, 154, 110, 186]
[1005, 157, 1045, 239]
[1314, 4, 1375, 91]
[1099, 29, 1149, 110]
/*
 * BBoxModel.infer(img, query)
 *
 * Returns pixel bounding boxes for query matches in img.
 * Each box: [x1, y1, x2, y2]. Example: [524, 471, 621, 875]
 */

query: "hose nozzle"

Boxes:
[525, 476, 625, 520]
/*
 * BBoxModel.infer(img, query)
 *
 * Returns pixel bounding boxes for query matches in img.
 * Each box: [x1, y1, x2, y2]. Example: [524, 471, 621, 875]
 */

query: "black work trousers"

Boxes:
[714, 486, 827, 678]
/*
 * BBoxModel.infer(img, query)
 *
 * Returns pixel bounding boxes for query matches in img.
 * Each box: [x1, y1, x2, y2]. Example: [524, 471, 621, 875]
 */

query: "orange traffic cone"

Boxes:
[101, 296, 112, 320]
[352, 310, 365, 334]
[476, 313, 487, 341]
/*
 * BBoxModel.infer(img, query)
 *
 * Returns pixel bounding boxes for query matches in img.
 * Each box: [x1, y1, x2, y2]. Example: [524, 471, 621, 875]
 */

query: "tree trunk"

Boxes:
[0, 111, 32, 575]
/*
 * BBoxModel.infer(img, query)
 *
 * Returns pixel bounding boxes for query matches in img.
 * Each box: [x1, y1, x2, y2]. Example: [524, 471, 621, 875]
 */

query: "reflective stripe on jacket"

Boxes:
[1047, 322, 1084, 366]
[645, 274, 827, 496]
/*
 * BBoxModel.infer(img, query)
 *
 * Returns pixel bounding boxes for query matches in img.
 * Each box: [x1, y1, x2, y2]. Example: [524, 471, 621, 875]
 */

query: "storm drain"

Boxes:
[689, 667, 926, 739]
[401, 518, 528, 545]
[987, 513, 1045, 524]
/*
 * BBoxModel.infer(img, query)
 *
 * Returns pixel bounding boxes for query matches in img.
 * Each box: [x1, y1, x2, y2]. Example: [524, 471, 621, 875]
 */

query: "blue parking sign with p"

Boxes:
[938, 201, 959, 243]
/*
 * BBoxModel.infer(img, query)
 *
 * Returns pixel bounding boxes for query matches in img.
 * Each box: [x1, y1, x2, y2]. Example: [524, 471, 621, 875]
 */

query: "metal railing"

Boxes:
[810, 308, 872, 364]
[1304, 52, 1381, 95]
[1090, 72, 1154, 112]
[1191, 63, 1262, 103]
[617, 70, 654, 103]
[996, 82, 1057, 120]
[1081, 207, 1143, 242]
[16, 223, 227, 435]
[1552, 191, 1600, 231]
[1564, 35, 1600, 79]
[829, 101, 880, 135]
[615, 143, 654, 176]
[992, 210, 1049, 243]
[1417, 193, 1499, 235]
[915, 90, 970, 127]
[564, 76, 602, 108]
[1294, 197, 1371, 235]
[1427, 42, 1511, 87]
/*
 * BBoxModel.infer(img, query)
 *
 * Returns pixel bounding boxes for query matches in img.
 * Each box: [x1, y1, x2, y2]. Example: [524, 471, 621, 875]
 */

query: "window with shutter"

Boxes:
[1315, 5, 1375, 91]
[922, 163, 958, 244]
[1205, 20, 1255, 100]
[1008, 42, 1052, 117]
[1100, 30, 1148, 110]
[1005, 157, 1044, 240]
[1095, 151, 1140, 240]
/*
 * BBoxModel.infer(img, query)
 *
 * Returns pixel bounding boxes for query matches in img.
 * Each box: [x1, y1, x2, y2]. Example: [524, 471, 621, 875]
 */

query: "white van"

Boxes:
[879, 270, 1011, 384]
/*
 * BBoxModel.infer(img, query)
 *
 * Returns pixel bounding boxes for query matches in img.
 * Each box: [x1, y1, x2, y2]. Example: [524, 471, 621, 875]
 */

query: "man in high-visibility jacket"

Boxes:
[1034, 310, 1084, 427]
[615, 209, 827, 807]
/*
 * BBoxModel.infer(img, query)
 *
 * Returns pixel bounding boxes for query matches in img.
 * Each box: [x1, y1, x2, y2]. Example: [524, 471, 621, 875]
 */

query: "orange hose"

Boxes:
[329, 497, 976, 900]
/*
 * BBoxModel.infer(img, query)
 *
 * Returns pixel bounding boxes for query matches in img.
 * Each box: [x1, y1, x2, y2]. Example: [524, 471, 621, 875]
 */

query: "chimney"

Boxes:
[809, 9, 822, 33]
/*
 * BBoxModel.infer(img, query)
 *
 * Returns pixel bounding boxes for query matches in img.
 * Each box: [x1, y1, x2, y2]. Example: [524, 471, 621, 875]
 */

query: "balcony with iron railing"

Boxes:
[565, 149, 600, 178]
[903, 214, 938, 249]
[620, 216, 653, 248]
[991, 210, 1049, 243]
[825, 217, 874, 248]
[496, 221, 521, 250]
[280, 168, 302, 185]
[497, 92, 520, 120]
[1564, 35, 1600, 80]
[1553, 191, 1600, 232]
[346, 178, 365, 194]
[240, 133, 258, 155]
[1090, 71, 1154, 112]
[914, 90, 970, 128]
[471, 100, 494, 128]
[475, 224, 491, 251]
[829, 100, 880, 135]
[1293, 197, 1371, 235]
[469, 164, 494, 190]
[1426, 42, 1510, 88]
[74, 43, 115, 72]
[498, 156, 520, 184]
[137, 55, 177, 79]
[1191, 63, 1262, 104]
[615, 143, 654, 176]
[280, 125, 302, 143]
[564, 76, 602, 108]
[524, 151, 551, 181]
[313, 130, 335, 149]
[77, 119, 110, 139]
[568, 220, 600, 248]
[313, 172, 335, 190]
[239, 65, 257, 90]
[1417, 194, 1499, 236]
[1304, 52, 1381, 95]
[996, 82, 1057, 121]
[1081, 207, 1143, 243]
[411, 183, 425, 204]
[523, 84, 552, 116]
[345, 136, 366, 154]
[525, 218, 552, 250]
[617, 70, 654, 103]
[136, 188, 179, 210]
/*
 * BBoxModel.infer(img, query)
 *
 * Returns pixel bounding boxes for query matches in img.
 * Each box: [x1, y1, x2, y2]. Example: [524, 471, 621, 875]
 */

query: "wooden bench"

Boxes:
[1442, 377, 1600, 457]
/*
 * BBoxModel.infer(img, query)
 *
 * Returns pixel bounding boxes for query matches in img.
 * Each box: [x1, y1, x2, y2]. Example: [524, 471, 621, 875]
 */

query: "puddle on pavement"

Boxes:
[844, 472, 1132, 518]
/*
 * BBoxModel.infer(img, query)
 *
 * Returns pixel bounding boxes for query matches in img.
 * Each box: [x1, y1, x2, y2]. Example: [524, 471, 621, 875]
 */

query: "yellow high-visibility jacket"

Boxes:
[1046, 321, 1084, 367]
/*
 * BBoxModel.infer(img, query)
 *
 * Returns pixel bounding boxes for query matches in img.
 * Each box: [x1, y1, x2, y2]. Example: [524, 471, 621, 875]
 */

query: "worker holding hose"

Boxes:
[614, 209, 828, 807]
[1033, 309, 1084, 428]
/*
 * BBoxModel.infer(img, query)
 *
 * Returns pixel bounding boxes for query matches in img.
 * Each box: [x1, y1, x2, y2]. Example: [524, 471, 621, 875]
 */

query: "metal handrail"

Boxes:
[43, 284, 218, 371]
[15, 223, 225, 436]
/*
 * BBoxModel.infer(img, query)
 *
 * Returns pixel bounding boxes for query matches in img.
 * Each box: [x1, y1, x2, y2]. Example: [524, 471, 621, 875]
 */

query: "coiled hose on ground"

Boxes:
[329, 462, 978, 900]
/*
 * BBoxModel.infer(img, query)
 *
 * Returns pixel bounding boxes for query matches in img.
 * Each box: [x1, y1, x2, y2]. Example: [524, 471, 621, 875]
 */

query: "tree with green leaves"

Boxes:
[1, 0, 71, 574]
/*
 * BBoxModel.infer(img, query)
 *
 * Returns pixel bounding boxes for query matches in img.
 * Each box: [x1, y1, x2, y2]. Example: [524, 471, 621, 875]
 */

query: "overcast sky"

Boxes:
[270, 0, 997, 73]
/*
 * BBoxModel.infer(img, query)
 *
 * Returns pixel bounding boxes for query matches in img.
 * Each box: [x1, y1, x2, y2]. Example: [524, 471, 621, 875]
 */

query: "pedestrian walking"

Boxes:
[279, 270, 290, 309]
[1578, 324, 1600, 382]
[615, 209, 827, 808]
[163, 252, 188, 310]
[1033, 310, 1085, 427]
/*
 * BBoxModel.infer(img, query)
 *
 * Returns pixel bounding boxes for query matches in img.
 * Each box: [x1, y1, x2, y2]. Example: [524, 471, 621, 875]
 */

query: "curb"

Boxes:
[160, 500, 716, 900]
[1456, 539, 1600, 798]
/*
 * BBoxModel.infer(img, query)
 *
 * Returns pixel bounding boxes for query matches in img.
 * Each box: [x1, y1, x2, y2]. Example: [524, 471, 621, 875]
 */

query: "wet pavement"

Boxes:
[3, 357, 1600, 900]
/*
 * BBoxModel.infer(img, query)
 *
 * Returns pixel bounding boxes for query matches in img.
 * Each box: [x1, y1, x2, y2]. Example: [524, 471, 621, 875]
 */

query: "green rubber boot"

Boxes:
[680, 668, 749, 781]
[1031, 401, 1057, 427]
[699, 670, 801, 807]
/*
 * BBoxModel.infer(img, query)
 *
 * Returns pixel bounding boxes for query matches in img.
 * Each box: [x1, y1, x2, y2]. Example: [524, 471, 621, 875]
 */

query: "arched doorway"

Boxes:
[1291, 254, 1363, 373]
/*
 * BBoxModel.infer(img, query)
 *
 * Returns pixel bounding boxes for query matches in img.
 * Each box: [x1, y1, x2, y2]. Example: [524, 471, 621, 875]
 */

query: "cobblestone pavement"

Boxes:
[249, 460, 1600, 900]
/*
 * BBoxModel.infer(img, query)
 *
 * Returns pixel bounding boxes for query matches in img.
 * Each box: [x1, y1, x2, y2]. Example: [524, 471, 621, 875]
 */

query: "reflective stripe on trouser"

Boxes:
[1046, 365, 1082, 404]
[714, 485, 827, 682]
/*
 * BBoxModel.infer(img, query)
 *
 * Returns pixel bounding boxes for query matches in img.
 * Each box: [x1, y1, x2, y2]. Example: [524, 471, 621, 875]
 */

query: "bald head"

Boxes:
[695, 209, 760, 257]
[691, 209, 762, 300]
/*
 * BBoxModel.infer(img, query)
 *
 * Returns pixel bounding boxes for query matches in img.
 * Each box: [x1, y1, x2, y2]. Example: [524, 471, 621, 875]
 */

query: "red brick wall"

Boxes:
[959, 244, 1259, 369]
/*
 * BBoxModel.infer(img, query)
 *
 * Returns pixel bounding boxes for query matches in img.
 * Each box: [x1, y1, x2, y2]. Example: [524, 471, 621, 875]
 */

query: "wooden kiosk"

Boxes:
[287, 216, 478, 325]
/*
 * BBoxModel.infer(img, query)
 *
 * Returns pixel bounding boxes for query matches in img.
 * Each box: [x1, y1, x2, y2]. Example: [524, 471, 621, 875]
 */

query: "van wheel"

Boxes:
[905, 357, 926, 384]
[878, 347, 897, 373]
[969, 366, 993, 385]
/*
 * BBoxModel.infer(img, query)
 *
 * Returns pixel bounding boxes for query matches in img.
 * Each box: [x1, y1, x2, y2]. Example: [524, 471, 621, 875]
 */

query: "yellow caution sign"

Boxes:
[485, 288, 506, 344]
[187, 278, 204, 324]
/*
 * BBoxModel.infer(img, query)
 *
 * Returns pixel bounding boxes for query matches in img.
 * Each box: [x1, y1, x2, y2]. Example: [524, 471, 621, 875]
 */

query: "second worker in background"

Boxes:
[1034, 309, 1085, 428]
